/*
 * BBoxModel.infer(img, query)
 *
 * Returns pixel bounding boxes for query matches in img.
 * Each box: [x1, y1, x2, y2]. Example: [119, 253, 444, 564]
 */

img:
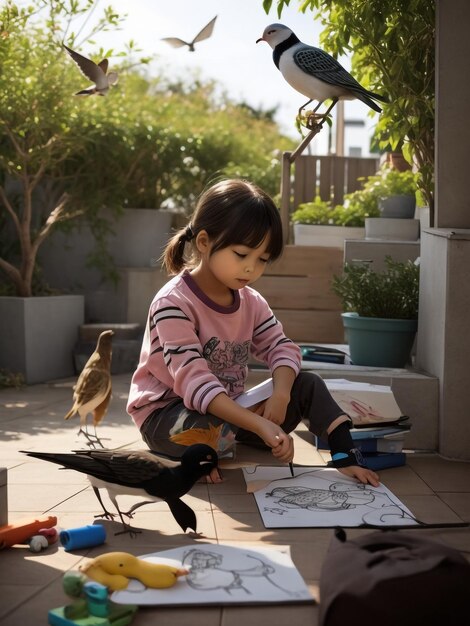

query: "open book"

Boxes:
[322, 379, 405, 426]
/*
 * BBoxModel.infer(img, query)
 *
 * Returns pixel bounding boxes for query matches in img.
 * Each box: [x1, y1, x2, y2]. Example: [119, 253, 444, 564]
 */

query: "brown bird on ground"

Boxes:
[64, 329, 114, 448]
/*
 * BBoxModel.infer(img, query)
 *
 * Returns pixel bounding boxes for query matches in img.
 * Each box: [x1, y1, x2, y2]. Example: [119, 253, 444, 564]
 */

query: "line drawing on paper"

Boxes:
[110, 543, 314, 605]
[182, 548, 300, 597]
[245, 467, 418, 527]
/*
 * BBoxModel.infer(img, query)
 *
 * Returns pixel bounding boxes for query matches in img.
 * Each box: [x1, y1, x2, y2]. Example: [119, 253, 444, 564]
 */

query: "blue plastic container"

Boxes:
[59, 524, 106, 551]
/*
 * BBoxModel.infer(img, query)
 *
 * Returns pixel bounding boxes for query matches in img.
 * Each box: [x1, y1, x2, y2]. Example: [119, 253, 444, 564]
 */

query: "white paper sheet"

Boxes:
[111, 543, 314, 606]
[243, 466, 418, 528]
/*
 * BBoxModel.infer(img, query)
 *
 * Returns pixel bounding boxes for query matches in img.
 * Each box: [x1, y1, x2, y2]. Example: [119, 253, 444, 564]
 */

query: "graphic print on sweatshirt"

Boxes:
[203, 337, 251, 394]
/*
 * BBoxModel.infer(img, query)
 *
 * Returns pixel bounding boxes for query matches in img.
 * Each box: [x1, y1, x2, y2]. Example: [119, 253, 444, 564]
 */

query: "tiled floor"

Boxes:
[1, 373, 470, 625]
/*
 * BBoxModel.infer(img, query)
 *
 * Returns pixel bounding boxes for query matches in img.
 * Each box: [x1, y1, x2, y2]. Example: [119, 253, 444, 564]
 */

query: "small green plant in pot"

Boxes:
[331, 257, 420, 367]
[368, 167, 418, 218]
[292, 194, 380, 228]
[291, 194, 379, 247]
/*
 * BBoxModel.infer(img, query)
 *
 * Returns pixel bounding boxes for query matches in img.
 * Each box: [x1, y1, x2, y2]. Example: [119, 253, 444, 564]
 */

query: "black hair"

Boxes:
[163, 179, 284, 275]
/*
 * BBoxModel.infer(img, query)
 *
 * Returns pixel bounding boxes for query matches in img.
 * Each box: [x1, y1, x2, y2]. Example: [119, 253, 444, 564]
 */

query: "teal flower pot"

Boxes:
[342, 312, 418, 368]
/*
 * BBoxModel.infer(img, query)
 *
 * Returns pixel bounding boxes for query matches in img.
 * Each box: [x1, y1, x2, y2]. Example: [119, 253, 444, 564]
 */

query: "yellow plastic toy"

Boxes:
[79, 552, 189, 591]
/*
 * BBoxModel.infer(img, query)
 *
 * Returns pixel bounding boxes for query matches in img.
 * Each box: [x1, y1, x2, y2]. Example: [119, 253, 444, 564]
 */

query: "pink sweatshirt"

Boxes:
[127, 271, 301, 429]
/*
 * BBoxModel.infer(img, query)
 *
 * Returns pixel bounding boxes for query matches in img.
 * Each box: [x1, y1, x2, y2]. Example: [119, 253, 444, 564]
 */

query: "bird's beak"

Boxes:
[200, 460, 213, 466]
[256, 37, 264, 44]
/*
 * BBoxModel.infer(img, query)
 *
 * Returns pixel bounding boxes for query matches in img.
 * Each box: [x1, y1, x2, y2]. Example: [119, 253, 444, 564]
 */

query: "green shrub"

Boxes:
[291, 193, 379, 228]
[291, 197, 336, 225]
[331, 256, 420, 319]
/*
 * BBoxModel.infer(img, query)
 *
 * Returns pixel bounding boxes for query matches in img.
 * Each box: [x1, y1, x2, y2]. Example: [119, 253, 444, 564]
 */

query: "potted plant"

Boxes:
[370, 167, 417, 218]
[331, 256, 420, 367]
[291, 194, 379, 248]
[362, 168, 419, 241]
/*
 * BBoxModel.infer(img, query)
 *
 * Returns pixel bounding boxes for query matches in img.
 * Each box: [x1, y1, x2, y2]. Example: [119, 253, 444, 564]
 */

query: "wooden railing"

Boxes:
[280, 152, 380, 243]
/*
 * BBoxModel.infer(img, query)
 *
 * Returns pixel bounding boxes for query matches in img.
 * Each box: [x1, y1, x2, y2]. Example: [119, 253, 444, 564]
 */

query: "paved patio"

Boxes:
[1, 372, 470, 625]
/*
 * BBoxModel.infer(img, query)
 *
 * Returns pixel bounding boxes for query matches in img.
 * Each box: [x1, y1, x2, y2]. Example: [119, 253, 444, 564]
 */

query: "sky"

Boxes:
[36, 0, 380, 155]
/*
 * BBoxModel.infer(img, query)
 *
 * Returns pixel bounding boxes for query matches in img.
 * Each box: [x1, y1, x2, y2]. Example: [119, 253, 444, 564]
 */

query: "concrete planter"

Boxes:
[365, 218, 420, 241]
[293, 223, 365, 248]
[0, 295, 84, 384]
[40, 209, 174, 289]
[38, 209, 174, 323]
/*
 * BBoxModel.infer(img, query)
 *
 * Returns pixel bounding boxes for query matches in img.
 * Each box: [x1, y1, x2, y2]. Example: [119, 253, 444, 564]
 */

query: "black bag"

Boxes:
[319, 528, 470, 626]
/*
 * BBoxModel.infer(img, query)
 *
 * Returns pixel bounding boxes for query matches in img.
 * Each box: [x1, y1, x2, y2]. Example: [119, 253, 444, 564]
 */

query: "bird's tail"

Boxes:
[166, 498, 197, 533]
[64, 407, 76, 420]
[20, 450, 75, 468]
[355, 89, 388, 113]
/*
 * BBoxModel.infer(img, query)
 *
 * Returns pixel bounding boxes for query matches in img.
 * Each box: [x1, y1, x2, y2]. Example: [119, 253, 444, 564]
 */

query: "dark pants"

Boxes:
[140, 371, 347, 458]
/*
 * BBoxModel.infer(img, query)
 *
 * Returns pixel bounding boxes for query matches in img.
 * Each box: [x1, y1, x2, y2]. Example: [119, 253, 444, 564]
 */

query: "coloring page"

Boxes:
[111, 543, 314, 606]
[243, 466, 418, 528]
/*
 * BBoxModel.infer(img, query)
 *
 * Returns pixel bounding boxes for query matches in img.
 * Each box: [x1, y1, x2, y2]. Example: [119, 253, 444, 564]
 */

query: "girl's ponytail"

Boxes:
[162, 223, 195, 275]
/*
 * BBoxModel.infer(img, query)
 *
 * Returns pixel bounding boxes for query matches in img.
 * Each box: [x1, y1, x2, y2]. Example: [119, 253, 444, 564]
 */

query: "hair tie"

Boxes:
[183, 224, 194, 242]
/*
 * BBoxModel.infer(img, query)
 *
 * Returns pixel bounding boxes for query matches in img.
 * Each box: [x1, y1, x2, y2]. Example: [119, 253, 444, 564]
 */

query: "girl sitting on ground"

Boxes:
[127, 178, 379, 487]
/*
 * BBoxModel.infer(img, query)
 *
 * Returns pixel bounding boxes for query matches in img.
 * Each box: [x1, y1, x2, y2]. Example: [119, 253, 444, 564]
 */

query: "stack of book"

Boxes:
[314, 422, 411, 470]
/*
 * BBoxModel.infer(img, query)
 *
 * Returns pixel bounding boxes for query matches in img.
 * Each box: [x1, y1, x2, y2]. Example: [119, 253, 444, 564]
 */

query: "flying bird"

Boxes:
[64, 329, 113, 448]
[20, 444, 218, 536]
[256, 23, 387, 122]
[63, 44, 119, 96]
[161, 16, 217, 52]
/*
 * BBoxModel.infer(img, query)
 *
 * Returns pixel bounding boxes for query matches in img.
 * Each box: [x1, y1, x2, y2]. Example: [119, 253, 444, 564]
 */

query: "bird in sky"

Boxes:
[161, 15, 217, 52]
[64, 329, 113, 448]
[20, 444, 218, 536]
[63, 45, 119, 96]
[256, 23, 387, 123]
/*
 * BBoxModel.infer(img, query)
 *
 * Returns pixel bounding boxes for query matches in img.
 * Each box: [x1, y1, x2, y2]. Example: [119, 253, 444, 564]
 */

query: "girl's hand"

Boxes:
[255, 419, 294, 463]
[271, 433, 294, 463]
[337, 465, 380, 487]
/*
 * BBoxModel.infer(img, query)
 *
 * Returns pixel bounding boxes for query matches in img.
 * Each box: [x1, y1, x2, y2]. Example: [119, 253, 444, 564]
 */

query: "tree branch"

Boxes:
[0, 185, 21, 233]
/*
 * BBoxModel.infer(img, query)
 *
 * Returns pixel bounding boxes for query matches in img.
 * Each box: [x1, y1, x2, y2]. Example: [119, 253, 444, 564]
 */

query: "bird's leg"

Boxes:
[82, 431, 101, 449]
[306, 97, 338, 129]
[297, 98, 313, 119]
[92, 489, 140, 536]
[110, 495, 142, 537]
[122, 500, 155, 519]
[113, 509, 142, 538]
[77, 420, 104, 449]
[92, 487, 116, 520]
[77, 416, 97, 447]
[89, 424, 105, 449]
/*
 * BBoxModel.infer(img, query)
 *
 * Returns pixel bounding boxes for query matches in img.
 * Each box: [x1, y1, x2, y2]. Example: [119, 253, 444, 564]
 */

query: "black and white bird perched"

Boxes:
[63, 45, 119, 96]
[64, 329, 114, 448]
[20, 445, 218, 536]
[256, 23, 387, 122]
[161, 16, 217, 52]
